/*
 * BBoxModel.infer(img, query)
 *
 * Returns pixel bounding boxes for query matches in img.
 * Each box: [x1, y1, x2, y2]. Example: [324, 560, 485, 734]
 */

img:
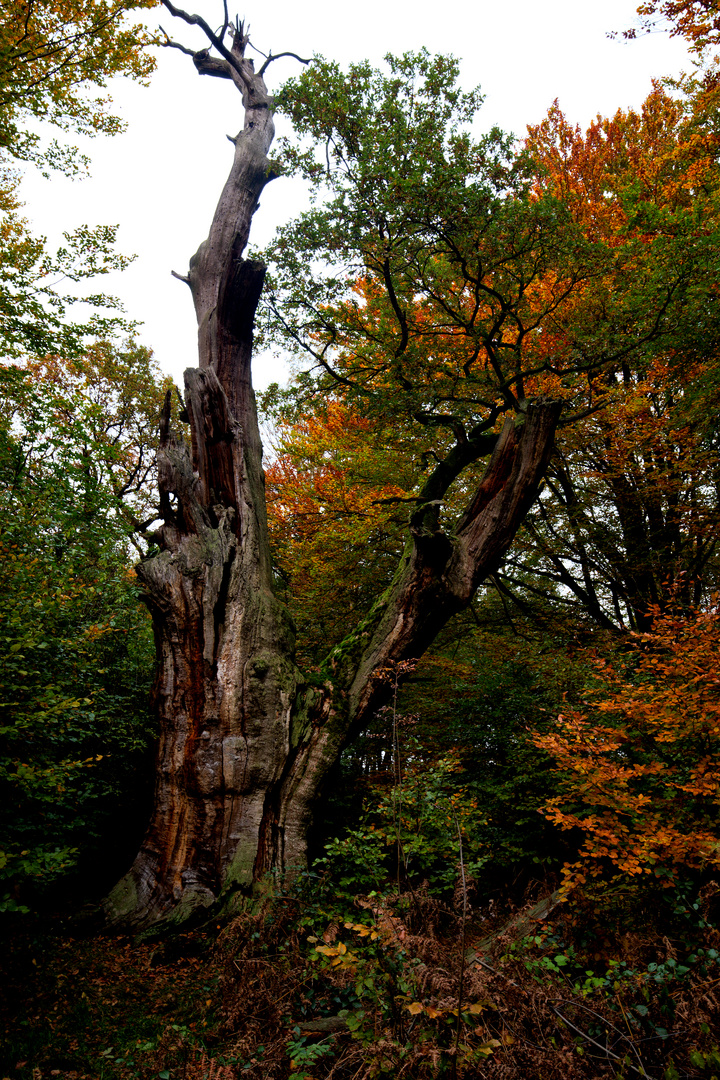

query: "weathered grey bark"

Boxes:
[105, 13, 562, 929]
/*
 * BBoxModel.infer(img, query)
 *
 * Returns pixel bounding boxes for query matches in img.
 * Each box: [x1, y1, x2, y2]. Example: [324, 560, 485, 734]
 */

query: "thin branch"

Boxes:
[266, 298, 357, 389]
[489, 573, 530, 640]
[549, 1003, 648, 1078]
[414, 410, 468, 446]
[258, 49, 312, 76]
[22, 0, 34, 41]
[558, 398, 610, 428]
[371, 494, 426, 507]
[159, 27, 196, 56]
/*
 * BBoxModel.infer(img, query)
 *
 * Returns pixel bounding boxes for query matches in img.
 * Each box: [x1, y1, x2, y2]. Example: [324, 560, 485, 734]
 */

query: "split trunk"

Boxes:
[106, 29, 561, 928]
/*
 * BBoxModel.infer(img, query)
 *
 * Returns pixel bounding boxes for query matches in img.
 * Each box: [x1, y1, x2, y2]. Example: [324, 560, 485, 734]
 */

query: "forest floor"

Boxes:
[1, 915, 224, 1080]
[2, 883, 720, 1080]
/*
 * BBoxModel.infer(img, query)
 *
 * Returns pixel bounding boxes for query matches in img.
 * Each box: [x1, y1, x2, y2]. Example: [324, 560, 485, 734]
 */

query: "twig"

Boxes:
[468, 955, 650, 1076]
[450, 808, 468, 1080]
[159, 27, 196, 56]
[467, 953, 521, 988]
[614, 992, 650, 1073]
[549, 1004, 648, 1077]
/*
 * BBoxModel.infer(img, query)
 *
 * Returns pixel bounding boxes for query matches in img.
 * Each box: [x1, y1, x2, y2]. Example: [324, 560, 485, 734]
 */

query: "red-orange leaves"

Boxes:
[527, 86, 718, 236]
[534, 606, 720, 890]
[626, 0, 720, 55]
[265, 402, 413, 665]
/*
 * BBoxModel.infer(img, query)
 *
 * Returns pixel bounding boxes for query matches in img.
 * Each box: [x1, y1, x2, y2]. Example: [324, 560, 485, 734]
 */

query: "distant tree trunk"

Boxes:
[105, 15, 562, 929]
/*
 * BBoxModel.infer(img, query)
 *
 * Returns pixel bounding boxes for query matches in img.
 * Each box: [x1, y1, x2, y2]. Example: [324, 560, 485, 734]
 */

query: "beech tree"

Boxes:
[499, 88, 720, 631]
[0, 0, 159, 359]
[0, 347, 164, 911]
[107, 6, 706, 928]
[533, 605, 720, 890]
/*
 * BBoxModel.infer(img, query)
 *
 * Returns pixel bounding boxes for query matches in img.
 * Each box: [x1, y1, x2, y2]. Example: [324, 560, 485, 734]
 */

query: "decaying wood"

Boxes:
[105, 6, 563, 929]
[295, 1016, 349, 1034]
[468, 890, 562, 962]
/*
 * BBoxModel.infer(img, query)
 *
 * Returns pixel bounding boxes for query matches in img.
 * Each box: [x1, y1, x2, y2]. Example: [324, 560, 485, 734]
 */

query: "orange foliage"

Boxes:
[534, 605, 720, 890]
[265, 402, 413, 663]
[527, 82, 720, 235]
[625, 0, 720, 54]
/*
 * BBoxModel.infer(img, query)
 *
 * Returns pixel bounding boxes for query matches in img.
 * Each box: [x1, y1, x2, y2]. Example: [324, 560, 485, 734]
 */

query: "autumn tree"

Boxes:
[0, 346, 167, 912]
[534, 604, 720, 892]
[263, 80, 720, 641]
[105, 21, 577, 927]
[496, 87, 720, 631]
[0, 0, 159, 359]
[100, 0, 720, 928]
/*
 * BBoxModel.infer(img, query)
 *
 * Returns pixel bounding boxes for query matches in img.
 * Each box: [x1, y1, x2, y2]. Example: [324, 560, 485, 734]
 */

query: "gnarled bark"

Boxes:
[105, 12, 562, 929]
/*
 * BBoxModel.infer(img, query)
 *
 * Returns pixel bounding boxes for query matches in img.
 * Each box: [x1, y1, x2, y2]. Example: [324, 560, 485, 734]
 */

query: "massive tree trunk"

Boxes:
[105, 16, 562, 929]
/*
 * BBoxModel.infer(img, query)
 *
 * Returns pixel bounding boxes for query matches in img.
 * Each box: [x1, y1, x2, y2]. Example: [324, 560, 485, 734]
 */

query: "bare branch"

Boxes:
[246, 40, 269, 60]
[159, 26, 195, 56]
[258, 50, 312, 76]
[161, 0, 244, 78]
[160, 25, 233, 78]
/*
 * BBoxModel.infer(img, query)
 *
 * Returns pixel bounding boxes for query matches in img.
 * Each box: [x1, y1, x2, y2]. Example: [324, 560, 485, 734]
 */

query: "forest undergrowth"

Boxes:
[3, 870, 720, 1080]
[4, 622, 720, 1080]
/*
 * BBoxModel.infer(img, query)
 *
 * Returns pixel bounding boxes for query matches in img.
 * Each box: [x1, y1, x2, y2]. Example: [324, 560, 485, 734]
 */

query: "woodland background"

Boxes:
[2, 0, 720, 1077]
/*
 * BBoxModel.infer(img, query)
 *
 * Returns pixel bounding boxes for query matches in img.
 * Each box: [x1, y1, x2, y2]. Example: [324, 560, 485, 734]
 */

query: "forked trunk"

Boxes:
[105, 19, 562, 929]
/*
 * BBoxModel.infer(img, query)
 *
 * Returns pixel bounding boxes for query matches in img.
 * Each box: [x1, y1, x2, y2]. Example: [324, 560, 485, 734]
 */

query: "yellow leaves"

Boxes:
[344, 921, 379, 940]
[314, 942, 345, 956]
[313, 941, 359, 968]
[1, 0, 159, 165]
[404, 999, 494, 1018]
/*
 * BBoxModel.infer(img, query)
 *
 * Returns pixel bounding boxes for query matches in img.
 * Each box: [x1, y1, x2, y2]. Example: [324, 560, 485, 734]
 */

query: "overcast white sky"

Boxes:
[20, 0, 691, 391]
